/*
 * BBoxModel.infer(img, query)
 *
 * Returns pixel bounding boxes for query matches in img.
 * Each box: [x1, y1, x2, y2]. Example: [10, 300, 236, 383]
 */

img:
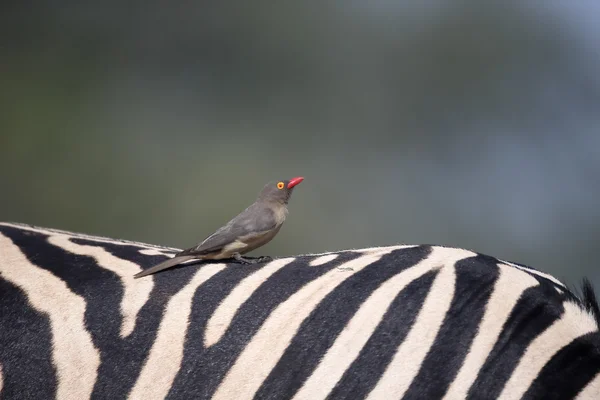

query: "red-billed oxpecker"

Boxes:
[134, 177, 304, 278]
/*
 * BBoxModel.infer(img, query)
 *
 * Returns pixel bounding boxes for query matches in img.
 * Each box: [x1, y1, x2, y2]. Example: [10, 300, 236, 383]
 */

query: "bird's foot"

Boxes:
[232, 254, 273, 264]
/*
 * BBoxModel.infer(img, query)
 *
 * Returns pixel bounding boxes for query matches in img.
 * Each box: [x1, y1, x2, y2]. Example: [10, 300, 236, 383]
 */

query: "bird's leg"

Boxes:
[231, 253, 272, 264]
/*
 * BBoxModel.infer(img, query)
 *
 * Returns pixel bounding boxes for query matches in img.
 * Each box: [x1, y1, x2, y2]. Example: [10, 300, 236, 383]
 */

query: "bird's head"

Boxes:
[258, 177, 304, 204]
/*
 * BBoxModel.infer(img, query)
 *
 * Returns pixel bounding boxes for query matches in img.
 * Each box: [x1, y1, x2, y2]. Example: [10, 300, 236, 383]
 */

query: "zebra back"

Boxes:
[1, 222, 599, 399]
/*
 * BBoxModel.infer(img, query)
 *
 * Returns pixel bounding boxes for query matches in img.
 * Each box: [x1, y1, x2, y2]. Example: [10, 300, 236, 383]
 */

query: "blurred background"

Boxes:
[1, 1, 599, 287]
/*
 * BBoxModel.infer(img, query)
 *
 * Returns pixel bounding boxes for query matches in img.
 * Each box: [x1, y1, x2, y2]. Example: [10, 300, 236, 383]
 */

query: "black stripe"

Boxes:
[467, 282, 566, 399]
[255, 246, 433, 400]
[522, 331, 600, 400]
[328, 269, 439, 400]
[0, 277, 57, 398]
[168, 251, 360, 399]
[403, 255, 499, 399]
[0, 226, 115, 287]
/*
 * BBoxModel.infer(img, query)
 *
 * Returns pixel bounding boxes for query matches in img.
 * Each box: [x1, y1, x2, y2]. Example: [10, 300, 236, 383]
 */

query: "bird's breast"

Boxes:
[240, 225, 282, 254]
[272, 205, 288, 225]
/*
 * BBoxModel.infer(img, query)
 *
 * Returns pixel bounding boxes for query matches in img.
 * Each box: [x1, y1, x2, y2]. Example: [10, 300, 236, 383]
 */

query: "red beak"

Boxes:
[287, 176, 304, 189]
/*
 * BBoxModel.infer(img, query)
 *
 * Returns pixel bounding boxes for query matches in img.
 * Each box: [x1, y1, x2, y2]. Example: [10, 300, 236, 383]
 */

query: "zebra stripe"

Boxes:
[294, 247, 473, 400]
[213, 251, 392, 400]
[1, 222, 599, 399]
[443, 262, 539, 399]
[0, 232, 101, 399]
[46, 234, 153, 337]
[309, 254, 339, 266]
[366, 252, 459, 399]
[500, 301, 597, 400]
[131, 263, 226, 399]
[577, 373, 600, 400]
[501, 259, 567, 288]
[205, 258, 295, 347]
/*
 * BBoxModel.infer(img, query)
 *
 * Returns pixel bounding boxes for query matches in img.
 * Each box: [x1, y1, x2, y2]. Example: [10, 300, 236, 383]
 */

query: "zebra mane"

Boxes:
[580, 278, 600, 327]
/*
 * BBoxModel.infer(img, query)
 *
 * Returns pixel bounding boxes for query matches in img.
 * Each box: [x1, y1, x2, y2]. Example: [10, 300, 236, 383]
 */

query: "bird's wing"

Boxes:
[176, 204, 277, 257]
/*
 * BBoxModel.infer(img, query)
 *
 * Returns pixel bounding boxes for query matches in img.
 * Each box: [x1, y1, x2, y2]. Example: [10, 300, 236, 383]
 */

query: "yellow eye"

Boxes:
[277, 182, 285, 189]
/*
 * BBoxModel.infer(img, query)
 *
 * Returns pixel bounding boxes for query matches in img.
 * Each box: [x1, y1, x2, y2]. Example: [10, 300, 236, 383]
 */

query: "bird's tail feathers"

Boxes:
[134, 255, 195, 279]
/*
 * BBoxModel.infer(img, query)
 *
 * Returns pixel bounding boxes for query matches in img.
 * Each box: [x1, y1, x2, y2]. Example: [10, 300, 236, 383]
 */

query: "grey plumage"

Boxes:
[134, 177, 304, 278]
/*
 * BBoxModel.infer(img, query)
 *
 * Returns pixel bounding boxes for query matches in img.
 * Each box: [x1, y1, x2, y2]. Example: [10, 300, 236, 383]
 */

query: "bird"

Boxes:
[134, 177, 304, 279]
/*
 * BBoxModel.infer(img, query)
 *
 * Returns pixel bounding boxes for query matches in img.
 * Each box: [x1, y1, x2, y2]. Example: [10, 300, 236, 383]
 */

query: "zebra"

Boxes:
[0, 222, 599, 400]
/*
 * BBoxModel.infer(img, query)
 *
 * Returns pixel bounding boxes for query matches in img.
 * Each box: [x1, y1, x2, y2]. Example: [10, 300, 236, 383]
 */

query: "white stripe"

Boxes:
[294, 246, 472, 400]
[204, 258, 295, 347]
[366, 248, 474, 399]
[128, 263, 225, 400]
[309, 254, 338, 266]
[0, 233, 100, 400]
[47, 235, 153, 337]
[501, 260, 566, 288]
[138, 249, 176, 256]
[576, 372, 600, 400]
[498, 301, 598, 400]
[443, 263, 540, 400]
[0, 363, 3, 394]
[360, 245, 417, 254]
[212, 248, 398, 400]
